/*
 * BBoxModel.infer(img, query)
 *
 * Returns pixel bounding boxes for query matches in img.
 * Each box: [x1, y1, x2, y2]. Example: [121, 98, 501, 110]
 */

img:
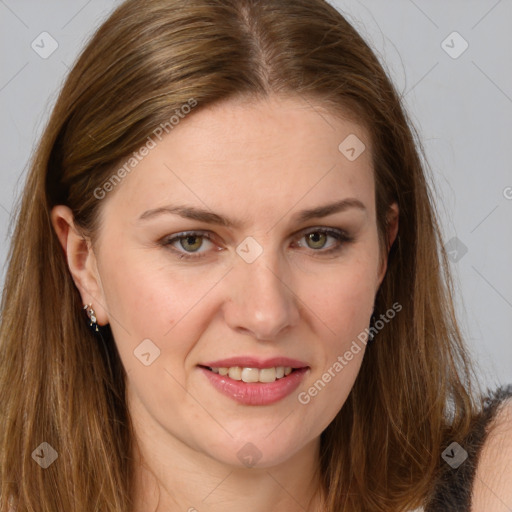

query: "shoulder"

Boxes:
[471, 390, 512, 511]
[424, 384, 512, 511]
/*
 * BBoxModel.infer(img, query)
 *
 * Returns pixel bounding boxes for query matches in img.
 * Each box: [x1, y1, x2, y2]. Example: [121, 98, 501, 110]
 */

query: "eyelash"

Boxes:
[161, 227, 354, 261]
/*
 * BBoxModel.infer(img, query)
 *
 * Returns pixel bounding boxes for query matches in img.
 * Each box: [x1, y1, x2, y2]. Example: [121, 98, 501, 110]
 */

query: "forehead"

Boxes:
[99, 95, 374, 224]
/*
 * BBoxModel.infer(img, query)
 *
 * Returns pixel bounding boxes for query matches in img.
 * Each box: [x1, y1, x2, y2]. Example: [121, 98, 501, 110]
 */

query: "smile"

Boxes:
[205, 365, 294, 383]
[198, 365, 309, 406]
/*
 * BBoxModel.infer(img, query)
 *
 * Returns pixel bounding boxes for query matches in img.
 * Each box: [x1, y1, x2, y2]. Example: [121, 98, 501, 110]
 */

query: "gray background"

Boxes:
[1, 1, 511, 390]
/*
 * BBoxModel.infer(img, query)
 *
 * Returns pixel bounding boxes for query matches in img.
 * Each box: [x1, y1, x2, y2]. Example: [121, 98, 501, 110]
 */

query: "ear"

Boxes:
[50, 205, 109, 326]
[376, 201, 399, 287]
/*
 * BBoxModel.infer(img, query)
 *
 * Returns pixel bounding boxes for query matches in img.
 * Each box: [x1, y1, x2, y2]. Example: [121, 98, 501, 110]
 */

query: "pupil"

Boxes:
[183, 236, 201, 252]
[308, 232, 325, 248]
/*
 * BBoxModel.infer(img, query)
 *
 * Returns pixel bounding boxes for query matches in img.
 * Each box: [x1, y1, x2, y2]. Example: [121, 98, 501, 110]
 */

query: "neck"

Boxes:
[130, 425, 325, 512]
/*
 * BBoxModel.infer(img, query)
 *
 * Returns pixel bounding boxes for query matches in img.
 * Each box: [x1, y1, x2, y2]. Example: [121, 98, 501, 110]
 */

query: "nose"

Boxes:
[222, 249, 300, 341]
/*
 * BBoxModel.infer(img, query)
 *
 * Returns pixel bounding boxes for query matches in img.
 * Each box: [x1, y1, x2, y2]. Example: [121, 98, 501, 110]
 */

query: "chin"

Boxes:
[201, 433, 313, 470]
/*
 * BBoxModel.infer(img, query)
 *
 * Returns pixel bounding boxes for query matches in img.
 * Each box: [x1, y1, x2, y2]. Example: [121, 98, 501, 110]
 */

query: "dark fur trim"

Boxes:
[424, 384, 512, 511]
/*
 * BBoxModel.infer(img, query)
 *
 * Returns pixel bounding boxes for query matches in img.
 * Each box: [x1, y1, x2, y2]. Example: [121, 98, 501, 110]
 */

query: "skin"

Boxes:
[52, 95, 399, 511]
[471, 399, 512, 511]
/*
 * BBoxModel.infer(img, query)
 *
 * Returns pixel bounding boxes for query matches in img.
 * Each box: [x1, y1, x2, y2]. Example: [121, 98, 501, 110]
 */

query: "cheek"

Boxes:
[100, 250, 227, 366]
[296, 260, 376, 419]
[307, 254, 379, 341]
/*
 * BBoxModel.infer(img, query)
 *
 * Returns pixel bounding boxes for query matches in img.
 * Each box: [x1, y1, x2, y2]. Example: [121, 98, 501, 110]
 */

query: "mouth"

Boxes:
[197, 363, 310, 405]
[199, 365, 302, 383]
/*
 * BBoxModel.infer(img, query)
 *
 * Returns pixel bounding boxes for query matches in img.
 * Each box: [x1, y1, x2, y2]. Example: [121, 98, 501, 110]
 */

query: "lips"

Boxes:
[197, 356, 310, 406]
[200, 356, 309, 369]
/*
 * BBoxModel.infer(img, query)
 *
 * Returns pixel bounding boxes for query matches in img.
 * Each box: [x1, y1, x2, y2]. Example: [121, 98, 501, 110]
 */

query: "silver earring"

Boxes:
[83, 303, 99, 332]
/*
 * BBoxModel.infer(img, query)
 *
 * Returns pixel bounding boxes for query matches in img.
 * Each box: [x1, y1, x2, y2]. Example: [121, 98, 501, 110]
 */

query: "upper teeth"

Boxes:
[209, 366, 293, 383]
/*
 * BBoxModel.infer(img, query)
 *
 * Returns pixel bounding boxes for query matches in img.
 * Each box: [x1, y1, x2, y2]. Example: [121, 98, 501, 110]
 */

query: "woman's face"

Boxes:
[74, 95, 396, 469]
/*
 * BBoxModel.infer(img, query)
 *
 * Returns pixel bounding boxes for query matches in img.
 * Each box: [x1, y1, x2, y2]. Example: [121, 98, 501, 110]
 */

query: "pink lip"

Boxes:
[199, 366, 309, 406]
[200, 356, 309, 369]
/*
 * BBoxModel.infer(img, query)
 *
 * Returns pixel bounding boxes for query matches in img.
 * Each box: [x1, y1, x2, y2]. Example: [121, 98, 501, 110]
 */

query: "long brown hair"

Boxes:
[0, 0, 484, 510]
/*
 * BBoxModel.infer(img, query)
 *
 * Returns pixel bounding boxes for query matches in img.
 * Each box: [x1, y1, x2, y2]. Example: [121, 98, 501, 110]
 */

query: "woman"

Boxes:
[0, 0, 510, 510]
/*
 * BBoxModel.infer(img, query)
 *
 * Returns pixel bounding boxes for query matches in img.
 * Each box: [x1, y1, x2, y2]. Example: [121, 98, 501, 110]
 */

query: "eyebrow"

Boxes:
[138, 198, 366, 228]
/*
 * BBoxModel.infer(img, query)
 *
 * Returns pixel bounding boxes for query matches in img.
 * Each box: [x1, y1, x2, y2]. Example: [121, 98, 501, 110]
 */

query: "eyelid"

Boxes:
[161, 226, 353, 260]
[161, 231, 218, 257]
[292, 226, 353, 251]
